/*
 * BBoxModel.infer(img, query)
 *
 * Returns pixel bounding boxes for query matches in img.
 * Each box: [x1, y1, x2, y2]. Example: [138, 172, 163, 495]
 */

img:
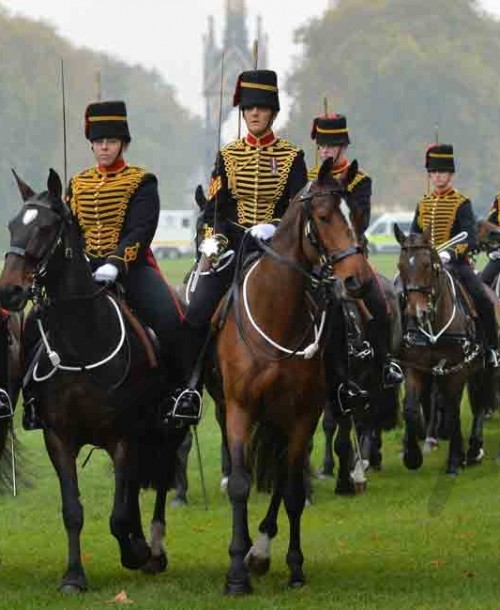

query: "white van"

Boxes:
[151, 209, 196, 259]
[365, 211, 414, 254]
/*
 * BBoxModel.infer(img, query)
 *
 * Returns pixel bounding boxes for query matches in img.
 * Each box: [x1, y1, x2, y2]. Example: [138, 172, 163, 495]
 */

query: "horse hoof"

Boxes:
[403, 447, 423, 470]
[224, 578, 252, 596]
[59, 584, 86, 595]
[246, 553, 270, 576]
[141, 552, 168, 574]
[59, 573, 87, 594]
[121, 541, 151, 570]
[335, 482, 356, 496]
[288, 573, 306, 588]
[466, 447, 485, 466]
[446, 467, 460, 477]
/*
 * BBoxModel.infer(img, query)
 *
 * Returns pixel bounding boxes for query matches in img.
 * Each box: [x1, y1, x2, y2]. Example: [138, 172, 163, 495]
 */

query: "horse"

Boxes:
[0, 169, 188, 592]
[394, 224, 494, 475]
[317, 272, 401, 494]
[213, 158, 371, 594]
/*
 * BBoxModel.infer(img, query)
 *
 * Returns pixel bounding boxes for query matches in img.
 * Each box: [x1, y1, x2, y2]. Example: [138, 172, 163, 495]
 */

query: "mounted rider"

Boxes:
[481, 191, 500, 288]
[411, 143, 499, 367]
[23, 100, 186, 429]
[309, 114, 403, 388]
[173, 69, 308, 421]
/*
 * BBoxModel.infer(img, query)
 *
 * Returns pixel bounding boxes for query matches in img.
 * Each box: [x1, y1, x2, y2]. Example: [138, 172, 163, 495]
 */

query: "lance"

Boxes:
[60, 59, 68, 188]
[95, 70, 102, 101]
[323, 96, 329, 116]
[213, 49, 225, 234]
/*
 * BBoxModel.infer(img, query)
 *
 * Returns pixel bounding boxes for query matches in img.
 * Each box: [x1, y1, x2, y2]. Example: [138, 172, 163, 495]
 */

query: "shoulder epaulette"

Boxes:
[347, 170, 369, 193]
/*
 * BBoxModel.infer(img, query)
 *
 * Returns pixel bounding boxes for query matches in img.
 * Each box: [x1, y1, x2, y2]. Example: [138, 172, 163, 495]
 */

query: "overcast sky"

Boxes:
[2, 0, 500, 128]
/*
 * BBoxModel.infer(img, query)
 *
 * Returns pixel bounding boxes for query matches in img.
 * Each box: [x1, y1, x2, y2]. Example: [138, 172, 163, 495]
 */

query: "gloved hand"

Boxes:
[489, 249, 500, 261]
[439, 251, 451, 264]
[249, 223, 276, 241]
[93, 263, 119, 283]
[199, 234, 228, 262]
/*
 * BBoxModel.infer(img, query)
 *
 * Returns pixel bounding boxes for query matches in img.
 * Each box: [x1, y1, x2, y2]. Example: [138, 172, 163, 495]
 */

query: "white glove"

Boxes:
[489, 249, 500, 261]
[439, 251, 451, 264]
[249, 223, 276, 241]
[93, 263, 119, 283]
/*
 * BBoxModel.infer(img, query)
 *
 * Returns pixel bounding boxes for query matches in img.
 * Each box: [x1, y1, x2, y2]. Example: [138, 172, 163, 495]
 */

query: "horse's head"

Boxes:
[0, 169, 70, 311]
[395, 223, 441, 325]
[298, 158, 370, 295]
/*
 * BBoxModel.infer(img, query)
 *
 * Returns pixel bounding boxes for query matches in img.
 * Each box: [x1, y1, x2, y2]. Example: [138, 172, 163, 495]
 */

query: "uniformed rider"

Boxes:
[173, 69, 308, 421]
[309, 114, 403, 387]
[411, 143, 499, 367]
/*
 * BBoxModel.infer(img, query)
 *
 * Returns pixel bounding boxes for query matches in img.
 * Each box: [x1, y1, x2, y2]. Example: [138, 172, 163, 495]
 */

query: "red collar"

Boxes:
[432, 185, 454, 197]
[245, 132, 277, 148]
[97, 158, 127, 175]
[330, 158, 350, 176]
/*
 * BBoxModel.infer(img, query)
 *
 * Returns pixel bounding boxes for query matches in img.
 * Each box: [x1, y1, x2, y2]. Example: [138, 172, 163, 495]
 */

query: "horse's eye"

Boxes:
[318, 215, 329, 224]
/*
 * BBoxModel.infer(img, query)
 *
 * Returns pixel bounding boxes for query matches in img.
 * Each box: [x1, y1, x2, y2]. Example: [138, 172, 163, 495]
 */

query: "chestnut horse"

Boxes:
[216, 158, 371, 594]
[0, 170, 187, 591]
[395, 225, 494, 475]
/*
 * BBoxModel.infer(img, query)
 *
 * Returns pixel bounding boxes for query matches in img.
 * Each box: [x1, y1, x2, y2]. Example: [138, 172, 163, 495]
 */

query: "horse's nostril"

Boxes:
[344, 276, 362, 294]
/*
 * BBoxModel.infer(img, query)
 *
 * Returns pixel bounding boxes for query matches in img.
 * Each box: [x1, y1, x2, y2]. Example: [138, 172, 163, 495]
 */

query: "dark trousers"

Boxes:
[481, 259, 500, 288]
[361, 275, 392, 365]
[453, 261, 497, 347]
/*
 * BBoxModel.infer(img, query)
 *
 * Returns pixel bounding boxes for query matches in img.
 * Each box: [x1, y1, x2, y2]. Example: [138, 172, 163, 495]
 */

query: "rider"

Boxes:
[411, 143, 499, 367]
[23, 100, 186, 429]
[309, 113, 403, 387]
[173, 69, 308, 421]
[481, 191, 500, 287]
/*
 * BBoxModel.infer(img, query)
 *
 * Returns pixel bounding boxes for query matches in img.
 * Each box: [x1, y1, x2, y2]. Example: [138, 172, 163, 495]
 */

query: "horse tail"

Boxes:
[135, 426, 189, 491]
[249, 422, 287, 494]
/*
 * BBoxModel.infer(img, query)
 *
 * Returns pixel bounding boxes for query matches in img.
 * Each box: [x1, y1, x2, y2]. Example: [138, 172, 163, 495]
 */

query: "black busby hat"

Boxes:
[232, 70, 280, 112]
[311, 114, 350, 146]
[84, 100, 131, 143]
[425, 143, 455, 172]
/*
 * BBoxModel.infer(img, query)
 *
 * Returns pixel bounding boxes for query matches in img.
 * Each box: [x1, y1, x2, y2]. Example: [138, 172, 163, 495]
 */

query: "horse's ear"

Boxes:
[318, 157, 333, 183]
[194, 184, 207, 210]
[11, 169, 35, 202]
[47, 168, 63, 200]
[394, 222, 406, 245]
[345, 159, 358, 186]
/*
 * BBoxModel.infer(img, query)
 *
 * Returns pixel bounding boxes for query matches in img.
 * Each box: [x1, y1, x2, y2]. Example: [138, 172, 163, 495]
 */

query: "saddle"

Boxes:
[116, 298, 159, 369]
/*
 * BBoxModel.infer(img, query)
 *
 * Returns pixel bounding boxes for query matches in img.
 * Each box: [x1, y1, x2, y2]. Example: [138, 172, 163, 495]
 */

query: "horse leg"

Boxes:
[403, 371, 424, 470]
[245, 471, 284, 576]
[225, 404, 252, 596]
[422, 380, 439, 452]
[44, 429, 87, 593]
[141, 486, 169, 574]
[441, 377, 466, 475]
[334, 414, 354, 495]
[109, 442, 151, 570]
[319, 401, 336, 477]
[466, 372, 486, 465]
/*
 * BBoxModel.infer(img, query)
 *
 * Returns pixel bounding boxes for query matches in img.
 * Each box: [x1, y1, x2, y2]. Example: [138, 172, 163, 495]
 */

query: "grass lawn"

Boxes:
[0, 254, 499, 609]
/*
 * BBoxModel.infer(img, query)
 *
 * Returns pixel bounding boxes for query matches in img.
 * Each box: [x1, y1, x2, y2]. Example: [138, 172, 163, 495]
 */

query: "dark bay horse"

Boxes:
[395, 225, 494, 475]
[318, 272, 401, 493]
[0, 170, 187, 591]
[215, 159, 371, 594]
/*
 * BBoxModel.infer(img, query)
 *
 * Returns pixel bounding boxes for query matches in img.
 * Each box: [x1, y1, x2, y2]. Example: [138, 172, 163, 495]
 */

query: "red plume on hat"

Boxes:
[233, 75, 242, 107]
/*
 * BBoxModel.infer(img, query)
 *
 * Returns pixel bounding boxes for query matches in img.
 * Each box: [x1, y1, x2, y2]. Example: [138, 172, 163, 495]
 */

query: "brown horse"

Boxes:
[0, 169, 188, 591]
[395, 225, 494, 474]
[215, 158, 371, 594]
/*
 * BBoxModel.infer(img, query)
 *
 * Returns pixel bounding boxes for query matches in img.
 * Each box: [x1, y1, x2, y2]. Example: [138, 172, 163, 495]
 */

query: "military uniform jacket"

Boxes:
[68, 162, 159, 275]
[411, 187, 477, 259]
[308, 160, 372, 235]
[203, 132, 307, 248]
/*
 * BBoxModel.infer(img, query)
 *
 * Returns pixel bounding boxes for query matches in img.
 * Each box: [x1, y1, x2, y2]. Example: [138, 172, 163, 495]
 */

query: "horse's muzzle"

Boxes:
[0, 284, 29, 312]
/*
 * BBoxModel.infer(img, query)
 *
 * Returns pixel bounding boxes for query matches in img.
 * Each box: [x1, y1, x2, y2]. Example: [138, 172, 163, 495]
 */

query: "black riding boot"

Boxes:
[363, 279, 403, 387]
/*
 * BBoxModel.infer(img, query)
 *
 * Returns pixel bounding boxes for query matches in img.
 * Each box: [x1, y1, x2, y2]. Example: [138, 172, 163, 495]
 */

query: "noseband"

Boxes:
[298, 182, 362, 267]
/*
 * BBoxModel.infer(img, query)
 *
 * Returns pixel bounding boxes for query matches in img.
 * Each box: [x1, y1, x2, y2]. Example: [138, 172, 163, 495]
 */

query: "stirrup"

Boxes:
[0, 388, 13, 420]
[383, 361, 403, 388]
[486, 348, 500, 369]
[169, 388, 203, 424]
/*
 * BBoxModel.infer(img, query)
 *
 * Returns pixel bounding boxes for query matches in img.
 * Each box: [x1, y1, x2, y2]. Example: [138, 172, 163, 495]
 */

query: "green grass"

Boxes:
[0, 254, 498, 609]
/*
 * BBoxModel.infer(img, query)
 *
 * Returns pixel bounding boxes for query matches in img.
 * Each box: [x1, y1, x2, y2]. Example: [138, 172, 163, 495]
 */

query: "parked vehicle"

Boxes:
[365, 212, 414, 254]
[151, 209, 196, 259]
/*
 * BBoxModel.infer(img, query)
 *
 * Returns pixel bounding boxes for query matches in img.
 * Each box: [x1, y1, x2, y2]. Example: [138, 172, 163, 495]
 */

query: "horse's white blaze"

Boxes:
[22, 209, 38, 225]
[247, 533, 271, 561]
[339, 199, 353, 232]
[150, 520, 166, 556]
